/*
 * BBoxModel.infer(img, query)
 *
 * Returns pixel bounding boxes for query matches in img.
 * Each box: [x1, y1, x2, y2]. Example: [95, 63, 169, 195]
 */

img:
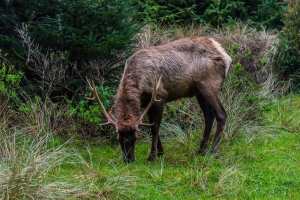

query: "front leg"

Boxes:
[157, 135, 164, 157]
[148, 131, 159, 161]
[147, 100, 165, 162]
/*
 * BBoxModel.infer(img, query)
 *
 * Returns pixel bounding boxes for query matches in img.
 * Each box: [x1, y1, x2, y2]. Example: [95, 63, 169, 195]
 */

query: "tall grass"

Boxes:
[0, 97, 138, 199]
[0, 98, 91, 199]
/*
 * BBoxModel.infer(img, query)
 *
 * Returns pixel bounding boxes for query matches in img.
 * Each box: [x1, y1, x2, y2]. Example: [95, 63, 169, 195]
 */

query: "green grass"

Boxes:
[58, 115, 300, 199]
[2, 95, 299, 199]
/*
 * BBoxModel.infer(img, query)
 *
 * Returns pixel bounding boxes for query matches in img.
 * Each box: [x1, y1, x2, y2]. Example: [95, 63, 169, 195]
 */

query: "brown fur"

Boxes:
[115, 37, 229, 121]
[104, 36, 231, 162]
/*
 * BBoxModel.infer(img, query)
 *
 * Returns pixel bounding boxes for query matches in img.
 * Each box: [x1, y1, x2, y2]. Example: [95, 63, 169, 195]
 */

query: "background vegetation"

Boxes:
[0, 0, 300, 199]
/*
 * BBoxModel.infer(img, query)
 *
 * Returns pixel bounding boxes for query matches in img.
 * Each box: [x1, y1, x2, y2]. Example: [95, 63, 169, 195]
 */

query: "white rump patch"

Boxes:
[210, 38, 232, 75]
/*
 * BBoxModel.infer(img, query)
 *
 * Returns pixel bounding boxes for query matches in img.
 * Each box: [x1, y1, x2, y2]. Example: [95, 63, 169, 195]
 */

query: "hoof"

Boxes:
[157, 151, 164, 157]
[124, 159, 135, 163]
[210, 150, 221, 158]
[123, 157, 135, 163]
[147, 155, 156, 162]
[197, 149, 207, 156]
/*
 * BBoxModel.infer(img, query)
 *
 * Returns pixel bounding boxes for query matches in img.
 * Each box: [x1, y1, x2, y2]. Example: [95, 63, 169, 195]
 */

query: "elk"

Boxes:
[86, 36, 232, 162]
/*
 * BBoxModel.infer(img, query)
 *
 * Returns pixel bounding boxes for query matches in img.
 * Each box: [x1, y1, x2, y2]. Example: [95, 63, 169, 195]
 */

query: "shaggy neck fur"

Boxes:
[114, 71, 141, 126]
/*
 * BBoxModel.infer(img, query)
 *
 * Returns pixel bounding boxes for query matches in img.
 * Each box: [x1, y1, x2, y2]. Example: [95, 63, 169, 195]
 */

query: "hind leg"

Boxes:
[211, 98, 227, 153]
[196, 84, 227, 154]
[196, 94, 215, 155]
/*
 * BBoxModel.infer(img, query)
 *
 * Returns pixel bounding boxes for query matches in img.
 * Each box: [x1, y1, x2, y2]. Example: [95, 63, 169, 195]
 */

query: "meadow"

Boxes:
[1, 24, 300, 199]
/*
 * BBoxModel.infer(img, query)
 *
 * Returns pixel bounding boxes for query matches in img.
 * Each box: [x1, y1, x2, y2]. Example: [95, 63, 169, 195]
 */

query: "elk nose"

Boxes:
[124, 157, 135, 163]
[123, 154, 135, 163]
[123, 138, 129, 143]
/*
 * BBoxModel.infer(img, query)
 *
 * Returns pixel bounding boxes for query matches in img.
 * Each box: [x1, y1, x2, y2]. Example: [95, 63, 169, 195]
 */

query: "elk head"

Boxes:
[85, 77, 161, 162]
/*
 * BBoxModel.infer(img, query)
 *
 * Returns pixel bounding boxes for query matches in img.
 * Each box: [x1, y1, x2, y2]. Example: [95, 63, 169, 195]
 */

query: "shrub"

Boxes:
[64, 84, 116, 137]
[275, 0, 300, 89]
[0, 50, 23, 100]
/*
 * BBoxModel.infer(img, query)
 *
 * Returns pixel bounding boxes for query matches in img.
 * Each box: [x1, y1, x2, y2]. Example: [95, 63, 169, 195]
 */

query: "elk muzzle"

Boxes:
[120, 140, 136, 162]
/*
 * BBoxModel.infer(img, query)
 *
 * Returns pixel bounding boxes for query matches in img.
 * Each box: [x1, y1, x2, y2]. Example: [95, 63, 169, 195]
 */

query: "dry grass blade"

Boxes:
[0, 128, 86, 199]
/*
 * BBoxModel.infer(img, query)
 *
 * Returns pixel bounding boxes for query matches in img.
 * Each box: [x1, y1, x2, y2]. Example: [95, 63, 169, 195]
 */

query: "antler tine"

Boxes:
[85, 77, 117, 128]
[136, 76, 162, 126]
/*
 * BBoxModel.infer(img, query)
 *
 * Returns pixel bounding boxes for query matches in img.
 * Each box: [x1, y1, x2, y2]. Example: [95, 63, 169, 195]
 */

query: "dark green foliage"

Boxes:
[201, 0, 247, 28]
[133, 0, 284, 28]
[0, 0, 141, 136]
[248, 0, 284, 29]
[67, 85, 115, 125]
[0, 50, 23, 99]
[37, 0, 139, 65]
[0, 0, 141, 98]
[51, 84, 117, 137]
[0, 0, 140, 62]
[201, 0, 284, 28]
[275, 0, 300, 89]
[133, 0, 200, 25]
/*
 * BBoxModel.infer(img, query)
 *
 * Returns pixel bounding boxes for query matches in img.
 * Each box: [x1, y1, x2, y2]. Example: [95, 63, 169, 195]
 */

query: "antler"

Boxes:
[136, 76, 162, 127]
[85, 77, 118, 128]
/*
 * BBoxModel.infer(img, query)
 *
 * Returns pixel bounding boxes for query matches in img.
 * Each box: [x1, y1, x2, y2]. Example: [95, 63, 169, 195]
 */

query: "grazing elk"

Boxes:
[86, 36, 231, 162]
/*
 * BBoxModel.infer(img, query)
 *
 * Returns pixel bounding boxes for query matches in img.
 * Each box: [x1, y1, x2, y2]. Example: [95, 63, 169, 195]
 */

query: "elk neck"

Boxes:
[114, 72, 141, 126]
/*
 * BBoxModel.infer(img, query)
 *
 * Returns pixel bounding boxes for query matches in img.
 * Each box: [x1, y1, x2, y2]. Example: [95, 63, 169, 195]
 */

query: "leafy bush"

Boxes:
[10, 86, 115, 138]
[0, 50, 23, 99]
[65, 85, 115, 135]
[275, 0, 300, 89]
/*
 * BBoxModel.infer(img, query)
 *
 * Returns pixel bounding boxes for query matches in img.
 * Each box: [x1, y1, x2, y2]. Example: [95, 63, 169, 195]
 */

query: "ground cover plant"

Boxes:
[1, 21, 300, 199]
